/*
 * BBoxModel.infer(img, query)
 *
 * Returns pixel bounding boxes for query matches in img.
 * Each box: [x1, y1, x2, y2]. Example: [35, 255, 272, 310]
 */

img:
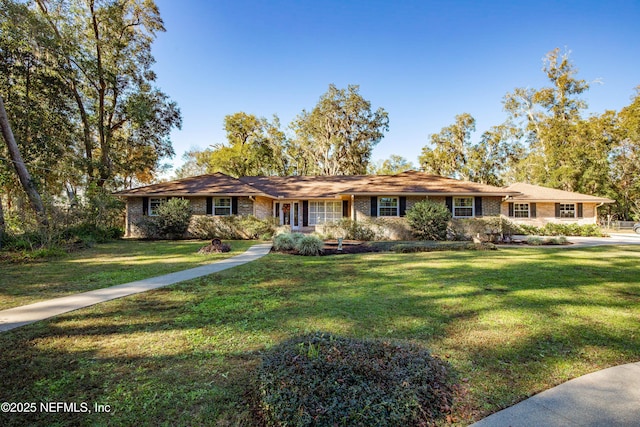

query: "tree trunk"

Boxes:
[0, 95, 48, 227]
[0, 193, 5, 249]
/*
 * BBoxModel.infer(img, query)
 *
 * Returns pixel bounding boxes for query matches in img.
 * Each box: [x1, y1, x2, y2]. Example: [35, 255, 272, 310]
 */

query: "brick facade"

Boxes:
[501, 201, 599, 226]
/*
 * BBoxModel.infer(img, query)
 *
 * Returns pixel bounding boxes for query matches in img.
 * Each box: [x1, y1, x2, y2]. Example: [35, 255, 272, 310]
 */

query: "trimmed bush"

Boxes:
[406, 200, 452, 240]
[189, 215, 275, 240]
[257, 332, 454, 426]
[296, 235, 323, 256]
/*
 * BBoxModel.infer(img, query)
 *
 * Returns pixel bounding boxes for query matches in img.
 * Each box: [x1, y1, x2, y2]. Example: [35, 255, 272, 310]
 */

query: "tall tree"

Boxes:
[503, 48, 590, 191]
[0, 95, 47, 226]
[610, 87, 640, 220]
[419, 113, 475, 180]
[290, 84, 389, 175]
[419, 114, 521, 185]
[193, 112, 288, 178]
[368, 154, 414, 175]
[31, 0, 181, 188]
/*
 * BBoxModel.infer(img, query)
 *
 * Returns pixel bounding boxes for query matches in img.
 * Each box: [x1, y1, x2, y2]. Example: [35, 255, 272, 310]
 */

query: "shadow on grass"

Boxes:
[0, 246, 639, 425]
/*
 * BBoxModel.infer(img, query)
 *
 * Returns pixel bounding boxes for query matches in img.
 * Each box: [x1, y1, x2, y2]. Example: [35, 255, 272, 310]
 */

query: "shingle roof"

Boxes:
[115, 171, 518, 199]
[115, 173, 266, 197]
[504, 183, 615, 203]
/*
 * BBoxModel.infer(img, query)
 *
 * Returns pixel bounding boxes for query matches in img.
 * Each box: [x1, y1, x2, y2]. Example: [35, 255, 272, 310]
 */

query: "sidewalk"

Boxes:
[0, 243, 272, 333]
[470, 361, 640, 427]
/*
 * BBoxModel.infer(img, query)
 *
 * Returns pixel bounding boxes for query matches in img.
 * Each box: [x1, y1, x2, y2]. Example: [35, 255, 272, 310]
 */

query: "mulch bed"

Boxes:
[273, 240, 382, 256]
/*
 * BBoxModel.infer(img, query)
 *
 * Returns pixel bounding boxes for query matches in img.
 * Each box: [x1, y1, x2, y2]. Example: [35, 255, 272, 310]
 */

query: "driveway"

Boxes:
[567, 232, 640, 247]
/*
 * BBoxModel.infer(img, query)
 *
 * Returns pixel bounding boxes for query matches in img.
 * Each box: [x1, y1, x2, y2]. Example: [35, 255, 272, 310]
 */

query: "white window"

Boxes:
[149, 197, 166, 216]
[453, 197, 474, 218]
[378, 197, 399, 217]
[214, 197, 232, 216]
[559, 203, 575, 218]
[514, 203, 530, 218]
[309, 201, 342, 225]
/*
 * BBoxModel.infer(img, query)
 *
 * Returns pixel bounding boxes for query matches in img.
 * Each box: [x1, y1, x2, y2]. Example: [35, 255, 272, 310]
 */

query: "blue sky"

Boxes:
[151, 0, 640, 174]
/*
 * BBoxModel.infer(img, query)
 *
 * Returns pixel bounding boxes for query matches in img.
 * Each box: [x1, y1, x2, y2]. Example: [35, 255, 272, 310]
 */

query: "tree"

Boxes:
[610, 87, 640, 220]
[193, 112, 288, 178]
[31, 0, 181, 188]
[405, 199, 451, 241]
[503, 48, 591, 191]
[290, 84, 389, 175]
[419, 113, 475, 180]
[0, 95, 47, 226]
[368, 154, 414, 175]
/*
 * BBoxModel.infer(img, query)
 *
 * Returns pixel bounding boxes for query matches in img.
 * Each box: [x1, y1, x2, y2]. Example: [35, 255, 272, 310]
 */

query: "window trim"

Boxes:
[453, 197, 474, 218]
[213, 197, 232, 216]
[148, 197, 166, 216]
[513, 203, 530, 218]
[308, 200, 342, 225]
[377, 196, 399, 217]
[559, 203, 576, 219]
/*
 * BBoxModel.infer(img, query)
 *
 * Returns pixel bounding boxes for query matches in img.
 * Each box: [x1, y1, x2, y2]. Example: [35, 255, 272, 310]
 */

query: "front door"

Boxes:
[280, 201, 300, 230]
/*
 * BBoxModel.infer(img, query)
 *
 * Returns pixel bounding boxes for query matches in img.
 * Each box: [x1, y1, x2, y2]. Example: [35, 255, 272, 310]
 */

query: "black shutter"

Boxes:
[530, 203, 537, 218]
[275, 203, 280, 218]
[303, 201, 309, 226]
[399, 196, 407, 217]
[577, 203, 583, 218]
[555, 203, 561, 218]
[232, 197, 239, 215]
[445, 197, 453, 214]
[206, 197, 213, 215]
[142, 197, 149, 216]
[342, 200, 349, 218]
[508, 202, 514, 217]
[370, 196, 378, 217]
[474, 197, 483, 217]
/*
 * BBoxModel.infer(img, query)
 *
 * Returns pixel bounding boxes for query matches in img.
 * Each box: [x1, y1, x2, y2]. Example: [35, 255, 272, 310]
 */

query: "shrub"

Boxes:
[257, 332, 454, 426]
[526, 236, 544, 245]
[448, 218, 524, 242]
[296, 235, 323, 256]
[273, 233, 295, 251]
[406, 200, 452, 240]
[189, 215, 275, 240]
[316, 219, 376, 241]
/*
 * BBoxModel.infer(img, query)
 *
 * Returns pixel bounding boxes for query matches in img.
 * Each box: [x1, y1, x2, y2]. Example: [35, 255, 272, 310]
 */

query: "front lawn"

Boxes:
[0, 240, 255, 310]
[0, 245, 639, 426]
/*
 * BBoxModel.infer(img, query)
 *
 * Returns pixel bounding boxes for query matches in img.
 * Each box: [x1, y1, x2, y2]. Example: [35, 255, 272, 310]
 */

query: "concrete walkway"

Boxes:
[470, 361, 640, 426]
[0, 243, 272, 333]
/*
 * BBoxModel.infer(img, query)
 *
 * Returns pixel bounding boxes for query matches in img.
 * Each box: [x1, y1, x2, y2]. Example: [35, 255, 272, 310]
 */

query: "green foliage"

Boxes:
[290, 84, 389, 175]
[368, 154, 414, 175]
[272, 233, 295, 251]
[189, 215, 275, 240]
[296, 235, 323, 256]
[405, 200, 452, 240]
[257, 332, 454, 426]
[317, 219, 376, 241]
[136, 198, 192, 239]
[272, 233, 323, 255]
[448, 217, 523, 242]
[516, 223, 603, 237]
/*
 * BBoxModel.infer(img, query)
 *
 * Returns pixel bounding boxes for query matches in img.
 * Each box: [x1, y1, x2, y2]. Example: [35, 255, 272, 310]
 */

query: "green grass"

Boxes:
[0, 240, 255, 310]
[0, 245, 639, 426]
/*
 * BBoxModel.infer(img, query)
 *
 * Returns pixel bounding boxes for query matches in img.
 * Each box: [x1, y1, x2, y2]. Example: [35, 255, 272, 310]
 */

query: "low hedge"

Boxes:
[257, 332, 454, 426]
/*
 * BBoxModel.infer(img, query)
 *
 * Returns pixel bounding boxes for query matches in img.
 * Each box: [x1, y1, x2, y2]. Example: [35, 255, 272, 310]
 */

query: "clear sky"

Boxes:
[150, 0, 640, 175]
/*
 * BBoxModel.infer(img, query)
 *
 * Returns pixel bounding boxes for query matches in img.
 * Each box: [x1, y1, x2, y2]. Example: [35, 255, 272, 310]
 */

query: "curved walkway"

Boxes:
[0, 243, 272, 333]
[470, 362, 640, 426]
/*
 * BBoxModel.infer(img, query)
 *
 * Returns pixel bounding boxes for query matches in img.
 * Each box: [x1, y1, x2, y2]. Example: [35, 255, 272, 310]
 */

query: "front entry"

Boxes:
[279, 201, 300, 230]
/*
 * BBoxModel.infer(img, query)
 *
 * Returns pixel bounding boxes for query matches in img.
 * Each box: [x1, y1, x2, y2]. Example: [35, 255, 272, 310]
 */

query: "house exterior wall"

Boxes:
[254, 196, 273, 219]
[482, 197, 502, 216]
[501, 201, 599, 226]
[125, 197, 144, 237]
